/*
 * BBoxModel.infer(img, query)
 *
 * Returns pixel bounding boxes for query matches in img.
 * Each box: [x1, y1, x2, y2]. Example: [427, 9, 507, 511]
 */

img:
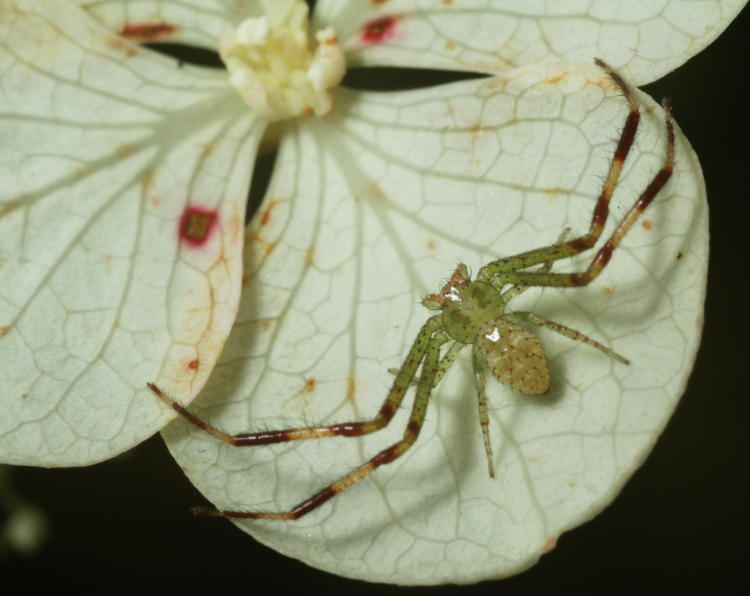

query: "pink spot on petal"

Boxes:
[361, 16, 399, 44]
[120, 22, 176, 42]
[179, 205, 218, 249]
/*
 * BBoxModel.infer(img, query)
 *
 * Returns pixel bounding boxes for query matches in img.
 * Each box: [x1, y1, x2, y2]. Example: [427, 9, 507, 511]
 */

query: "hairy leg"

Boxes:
[148, 316, 444, 446]
[195, 332, 448, 519]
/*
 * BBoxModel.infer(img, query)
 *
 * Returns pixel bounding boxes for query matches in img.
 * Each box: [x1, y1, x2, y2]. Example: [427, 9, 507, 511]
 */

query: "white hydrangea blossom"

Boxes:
[1, 0, 747, 585]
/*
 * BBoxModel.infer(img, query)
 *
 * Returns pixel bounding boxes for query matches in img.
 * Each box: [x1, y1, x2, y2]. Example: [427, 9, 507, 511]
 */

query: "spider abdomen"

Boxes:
[476, 318, 550, 395]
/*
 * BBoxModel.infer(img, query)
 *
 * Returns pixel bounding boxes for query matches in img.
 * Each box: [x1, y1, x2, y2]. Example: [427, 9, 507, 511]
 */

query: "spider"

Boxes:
[148, 59, 675, 521]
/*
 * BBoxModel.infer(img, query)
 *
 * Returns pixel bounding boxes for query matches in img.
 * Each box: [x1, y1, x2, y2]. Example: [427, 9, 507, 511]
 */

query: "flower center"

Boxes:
[220, 0, 346, 122]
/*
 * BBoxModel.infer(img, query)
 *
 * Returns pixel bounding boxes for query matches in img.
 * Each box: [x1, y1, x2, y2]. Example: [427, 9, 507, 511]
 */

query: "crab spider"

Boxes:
[148, 58, 675, 520]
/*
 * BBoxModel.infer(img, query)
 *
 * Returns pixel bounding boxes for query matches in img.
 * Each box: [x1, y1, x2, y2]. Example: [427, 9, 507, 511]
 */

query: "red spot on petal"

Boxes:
[303, 377, 316, 392]
[361, 16, 399, 44]
[179, 206, 218, 248]
[188, 359, 199, 370]
[120, 22, 176, 42]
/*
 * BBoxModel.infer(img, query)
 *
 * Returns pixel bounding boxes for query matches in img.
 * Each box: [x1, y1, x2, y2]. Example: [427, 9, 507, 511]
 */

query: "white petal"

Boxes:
[318, 0, 748, 84]
[162, 62, 706, 583]
[0, 2, 264, 465]
[78, 0, 260, 49]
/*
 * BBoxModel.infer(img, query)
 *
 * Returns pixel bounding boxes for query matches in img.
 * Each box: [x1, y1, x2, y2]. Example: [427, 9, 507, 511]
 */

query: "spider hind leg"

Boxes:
[195, 331, 448, 520]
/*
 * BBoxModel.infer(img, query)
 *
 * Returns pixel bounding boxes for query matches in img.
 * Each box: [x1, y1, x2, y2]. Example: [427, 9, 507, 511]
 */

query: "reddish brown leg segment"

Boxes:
[477, 58, 642, 284]
[194, 331, 446, 520]
[147, 317, 442, 447]
[568, 99, 675, 285]
[481, 97, 673, 290]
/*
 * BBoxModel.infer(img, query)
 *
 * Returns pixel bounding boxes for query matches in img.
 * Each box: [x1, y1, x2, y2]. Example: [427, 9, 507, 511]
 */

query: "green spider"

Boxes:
[148, 59, 675, 520]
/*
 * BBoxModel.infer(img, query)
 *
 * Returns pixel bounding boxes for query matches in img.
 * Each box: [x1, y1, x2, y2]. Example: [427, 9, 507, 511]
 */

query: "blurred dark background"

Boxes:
[3, 4, 748, 594]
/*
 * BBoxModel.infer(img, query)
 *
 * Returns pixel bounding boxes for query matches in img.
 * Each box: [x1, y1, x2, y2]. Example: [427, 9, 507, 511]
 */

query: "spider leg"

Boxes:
[471, 344, 495, 478]
[492, 99, 674, 290]
[147, 316, 443, 447]
[194, 330, 448, 520]
[388, 338, 463, 388]
[500, 227, 571, 303]
[433, 341, 464, 387]
[506, 311, 629, 364]
[477, 59, 641, 285]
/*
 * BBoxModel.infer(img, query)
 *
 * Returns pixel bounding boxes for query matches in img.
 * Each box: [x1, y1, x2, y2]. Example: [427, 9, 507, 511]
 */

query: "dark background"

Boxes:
[3, 4, 748, 594]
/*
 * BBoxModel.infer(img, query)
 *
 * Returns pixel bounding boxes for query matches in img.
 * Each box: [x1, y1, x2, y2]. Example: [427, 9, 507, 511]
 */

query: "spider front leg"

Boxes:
[500, 227, 571, 303]
[487, 98, 673, 291]
[195, 329, 449, 520]
[477, 58, 674, 294]
[477, 58, 641, 286]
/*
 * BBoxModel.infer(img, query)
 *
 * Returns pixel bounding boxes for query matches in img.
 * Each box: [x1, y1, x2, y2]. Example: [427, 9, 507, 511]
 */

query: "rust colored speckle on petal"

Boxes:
[542, 535, 558, 553]
[259, 200, 281, 226]
[179, 205, 218, 248]
[187, 359, 199, 370]
[120, 22, 176, 42]
[361, 16, 399, 44]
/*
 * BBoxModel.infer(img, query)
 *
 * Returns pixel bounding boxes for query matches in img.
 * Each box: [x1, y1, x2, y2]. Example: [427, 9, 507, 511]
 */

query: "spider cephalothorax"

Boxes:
[426, 264, 549, 396]
[148, 58, 674, 520]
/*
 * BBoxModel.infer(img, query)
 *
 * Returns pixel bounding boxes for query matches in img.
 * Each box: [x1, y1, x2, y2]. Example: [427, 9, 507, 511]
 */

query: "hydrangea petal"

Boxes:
[0, 1, 264, 465]
[321, 0, 748, 84]
[78, 0, 260, 49]
[161, 62, 706, 584]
